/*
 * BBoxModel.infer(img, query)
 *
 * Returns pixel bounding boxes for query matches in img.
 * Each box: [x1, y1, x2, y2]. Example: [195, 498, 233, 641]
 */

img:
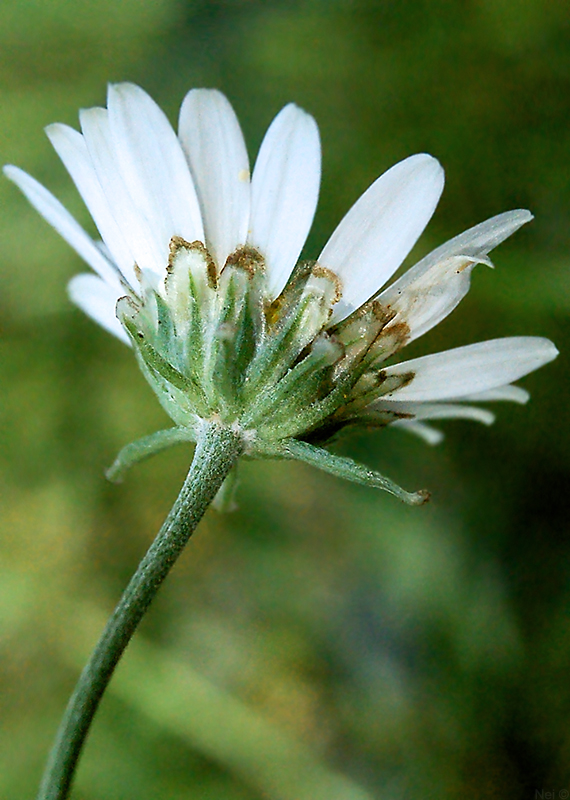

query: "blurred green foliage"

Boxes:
[1, 0, 570, 798]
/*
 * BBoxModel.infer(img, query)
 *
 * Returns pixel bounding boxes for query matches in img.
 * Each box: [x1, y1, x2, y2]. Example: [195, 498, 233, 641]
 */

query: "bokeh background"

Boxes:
[1, 1, 570, 798]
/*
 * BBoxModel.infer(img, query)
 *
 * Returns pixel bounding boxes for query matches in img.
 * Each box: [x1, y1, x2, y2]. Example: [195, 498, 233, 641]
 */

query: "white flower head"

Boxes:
[4, 83, 558, 504]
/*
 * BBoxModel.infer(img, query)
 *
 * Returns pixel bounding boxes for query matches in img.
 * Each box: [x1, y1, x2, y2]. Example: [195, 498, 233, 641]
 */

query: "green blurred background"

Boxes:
[1, 1, 570, 797]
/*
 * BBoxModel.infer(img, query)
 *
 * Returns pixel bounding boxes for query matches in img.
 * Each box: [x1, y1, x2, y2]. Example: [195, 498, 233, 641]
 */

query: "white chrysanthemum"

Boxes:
[4, 83, 558, 503]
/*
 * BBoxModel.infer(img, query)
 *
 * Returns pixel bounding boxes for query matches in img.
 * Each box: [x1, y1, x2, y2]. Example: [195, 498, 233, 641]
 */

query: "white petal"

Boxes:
[375, 400, 495, 425]
[459, 384, 530, 404]
[392, 420, 444, 445]
[68, 273, 130, 344]
[249, 103, 321, 298]
[3, 165, 119, 285]
[378, 210, 533, 342]
[321, 154, 445, 324]
[403, 209, 533, 278]
[382, 337, 559, 402]
[79, 106, 161, 284]
[107, 83, 204, 274]
[46, 122, 135, 287]
[179, 89, 250, 271]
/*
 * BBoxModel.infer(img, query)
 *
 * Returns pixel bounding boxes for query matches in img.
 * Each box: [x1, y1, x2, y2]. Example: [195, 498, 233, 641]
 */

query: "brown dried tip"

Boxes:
[224, 245, 265, 275]
[167, 236, 217, 288]
[311, 264, 343, 304]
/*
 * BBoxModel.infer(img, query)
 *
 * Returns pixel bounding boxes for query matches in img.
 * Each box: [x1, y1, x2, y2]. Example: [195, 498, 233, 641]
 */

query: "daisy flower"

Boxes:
[4, 83, 558, 503]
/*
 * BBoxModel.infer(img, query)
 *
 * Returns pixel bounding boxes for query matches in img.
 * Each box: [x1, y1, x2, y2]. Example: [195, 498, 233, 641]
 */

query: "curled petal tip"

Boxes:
[549, 342, 560, 360]
[413, 489, 431, 506]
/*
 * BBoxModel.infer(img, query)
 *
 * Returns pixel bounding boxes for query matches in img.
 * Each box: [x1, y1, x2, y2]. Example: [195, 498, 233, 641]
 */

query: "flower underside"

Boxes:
[111, 237, 428, 504]
[4, 83, 559, 506]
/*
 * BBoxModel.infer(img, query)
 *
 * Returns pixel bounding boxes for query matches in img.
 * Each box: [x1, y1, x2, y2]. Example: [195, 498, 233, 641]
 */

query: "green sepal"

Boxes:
[138, 338, 208, 409]
[118, 300, 210, 416]
[153, 291, 179, 364]
[243, 269, 338, 399]
[261, 437, 429, 505]
[241, 335, 341, 433]
[330, 301, 392, 379]
[335, 370, 415, 417]
[164, 239, 217, 387]
[106, 427, 196, 483]
[258, 373, 354, 441]
[331, 299, 410, 382]
[202, 264, 254, 415]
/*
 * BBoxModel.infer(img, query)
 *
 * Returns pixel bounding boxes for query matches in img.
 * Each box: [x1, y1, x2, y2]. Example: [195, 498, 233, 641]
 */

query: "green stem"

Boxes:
[37, 421, 243, 800]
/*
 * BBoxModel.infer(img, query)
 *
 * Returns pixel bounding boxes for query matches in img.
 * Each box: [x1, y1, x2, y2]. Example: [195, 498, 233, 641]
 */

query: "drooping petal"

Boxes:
[3, 165, 120, 287]
[378, 210, 533, 342]
[321, 154, 445, 324]
[391, 420, 445, 445]
[68, 273, 129, 343]
[107, 83, 204, 274]
[459, 384, 530, 404]
[46, 122, 136, 287]
[79, 107, 161, 285]
[178, 89, 250, 271]
[388, 397, 498, 444]
[382, 337, 559, 402]
[375, 400, 495, 425]
[249, 103, 321, 299]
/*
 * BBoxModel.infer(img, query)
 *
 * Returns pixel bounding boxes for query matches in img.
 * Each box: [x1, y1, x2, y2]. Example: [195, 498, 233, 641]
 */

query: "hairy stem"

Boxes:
[37, 421, 243, 800]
